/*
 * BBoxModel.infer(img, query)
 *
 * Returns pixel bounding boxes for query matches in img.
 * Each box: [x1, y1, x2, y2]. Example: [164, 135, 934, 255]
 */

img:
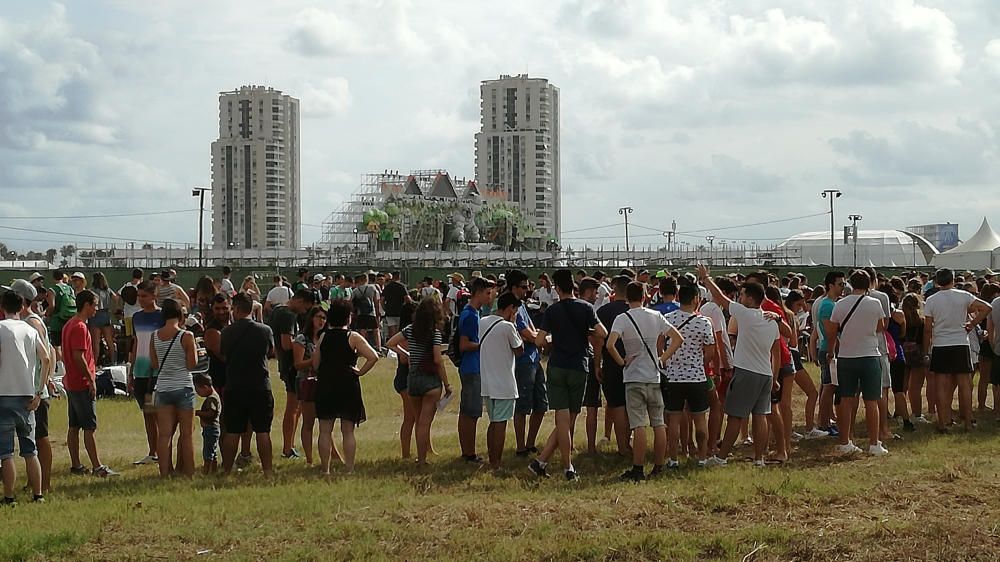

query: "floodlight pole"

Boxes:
[848, 214, 863, 268]
[618, 206, 633, 259]
[192, 187, 211, 268]
[821, 189, 842, 266]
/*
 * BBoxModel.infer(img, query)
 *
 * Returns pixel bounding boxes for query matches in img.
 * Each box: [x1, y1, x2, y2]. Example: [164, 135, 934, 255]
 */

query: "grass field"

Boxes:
[2, 361, 1000, 561]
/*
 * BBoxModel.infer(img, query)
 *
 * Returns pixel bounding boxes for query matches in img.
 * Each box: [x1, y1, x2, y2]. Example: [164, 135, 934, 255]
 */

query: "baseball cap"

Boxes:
[28, 272, 44, 283]
[10, 279, 37, 302]
[71, 272, 85, 280]
[312, 273, 326, 282]
[655, 270, 667, 279]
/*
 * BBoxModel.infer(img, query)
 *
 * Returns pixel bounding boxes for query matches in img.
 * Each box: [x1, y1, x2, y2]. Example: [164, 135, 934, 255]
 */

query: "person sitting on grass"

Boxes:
[606, 282, 683, 481]
[194, 373, 221, 474]
[478, 292, 524, 470]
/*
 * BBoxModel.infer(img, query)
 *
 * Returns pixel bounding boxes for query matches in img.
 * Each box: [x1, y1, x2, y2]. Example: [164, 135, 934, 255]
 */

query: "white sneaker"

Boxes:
[666, 459, 680, 468]
[868, 443, 889, 456]
[835, 442, 863, 455]
[703, 456, 728, 467]
[753, 459, 766, 468]
[132, 455, 157, 465]
[804, 428, 830, 439]
[914, 415, 932, 424]
[791, 431, 805, 441]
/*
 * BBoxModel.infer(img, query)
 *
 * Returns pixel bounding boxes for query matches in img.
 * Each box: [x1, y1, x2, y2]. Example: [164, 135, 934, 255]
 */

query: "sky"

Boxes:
[3, 0, 1000, 252]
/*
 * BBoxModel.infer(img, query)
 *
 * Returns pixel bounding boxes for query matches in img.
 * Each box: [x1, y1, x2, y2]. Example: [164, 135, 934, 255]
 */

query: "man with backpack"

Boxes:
[44, 270, 76, 368]
[455, 277, 496, 463]
[351, 273, 381, 350]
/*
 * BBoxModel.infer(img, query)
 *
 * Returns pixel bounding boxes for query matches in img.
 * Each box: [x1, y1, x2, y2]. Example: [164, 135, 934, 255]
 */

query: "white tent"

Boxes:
[932, 218, 1000, 270]
[776, 229, 936, 267]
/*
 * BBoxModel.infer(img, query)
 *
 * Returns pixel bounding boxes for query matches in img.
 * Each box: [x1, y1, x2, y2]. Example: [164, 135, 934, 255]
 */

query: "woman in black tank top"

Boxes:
[312, 300, 379, 475]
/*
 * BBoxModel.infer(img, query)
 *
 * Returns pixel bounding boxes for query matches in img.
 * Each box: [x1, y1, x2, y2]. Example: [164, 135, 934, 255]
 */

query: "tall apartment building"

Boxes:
[211, 85, 300, 249]
[474, 74, 560, 242]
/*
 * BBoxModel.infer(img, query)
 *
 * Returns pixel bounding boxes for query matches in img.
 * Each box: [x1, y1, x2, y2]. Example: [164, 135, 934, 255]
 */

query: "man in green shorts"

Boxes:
[529, 269, 607, 481]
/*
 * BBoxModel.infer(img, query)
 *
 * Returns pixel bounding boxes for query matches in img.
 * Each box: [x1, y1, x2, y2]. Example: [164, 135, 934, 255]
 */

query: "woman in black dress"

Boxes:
[312, 299, 379, 474]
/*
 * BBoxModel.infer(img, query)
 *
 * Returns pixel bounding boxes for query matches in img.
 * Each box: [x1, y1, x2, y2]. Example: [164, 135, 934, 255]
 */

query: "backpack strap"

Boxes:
[622, 311, 667, 378]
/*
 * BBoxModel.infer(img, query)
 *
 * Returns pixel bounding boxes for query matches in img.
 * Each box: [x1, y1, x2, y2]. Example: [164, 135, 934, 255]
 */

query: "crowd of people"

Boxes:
[0, 262, 998, 503]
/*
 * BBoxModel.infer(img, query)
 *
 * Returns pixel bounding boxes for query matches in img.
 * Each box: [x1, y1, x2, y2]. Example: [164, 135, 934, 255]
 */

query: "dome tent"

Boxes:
[776, 229, 936, 267]
[932, 217, 1000, 270]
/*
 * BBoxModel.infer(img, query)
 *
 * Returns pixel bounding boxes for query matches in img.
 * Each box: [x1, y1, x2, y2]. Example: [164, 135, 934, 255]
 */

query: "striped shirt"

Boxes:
[402, 325, 442, 377]
[152, 330, 193, 392]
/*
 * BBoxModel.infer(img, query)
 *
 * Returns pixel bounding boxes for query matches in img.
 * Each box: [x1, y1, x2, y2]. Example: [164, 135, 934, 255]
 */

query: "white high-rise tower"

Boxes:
[474, 74, 560, 243]
[211, 85, 300, 249]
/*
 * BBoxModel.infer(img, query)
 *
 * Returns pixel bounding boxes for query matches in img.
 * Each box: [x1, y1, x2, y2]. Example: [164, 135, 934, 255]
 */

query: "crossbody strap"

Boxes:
[154, 329, 183, 380]
[480, 318, 503, 346]
[837, 296, 865, 335]
[623, 311, 665, 375]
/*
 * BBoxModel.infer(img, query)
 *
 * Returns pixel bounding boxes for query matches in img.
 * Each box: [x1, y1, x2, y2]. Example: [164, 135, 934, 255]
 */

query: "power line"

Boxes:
[561, 222, 621, 234]
[630, 211, 830, 236]
[0, 209, 198, 220]
[0, 224, 192, 246]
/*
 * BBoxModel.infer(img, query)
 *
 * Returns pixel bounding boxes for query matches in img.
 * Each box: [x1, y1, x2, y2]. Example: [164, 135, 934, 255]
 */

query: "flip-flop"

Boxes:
[764, 458, 786, 465]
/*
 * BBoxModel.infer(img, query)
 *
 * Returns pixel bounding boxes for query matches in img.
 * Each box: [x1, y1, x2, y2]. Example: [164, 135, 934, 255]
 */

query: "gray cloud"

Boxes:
[829, 119, 998, 186]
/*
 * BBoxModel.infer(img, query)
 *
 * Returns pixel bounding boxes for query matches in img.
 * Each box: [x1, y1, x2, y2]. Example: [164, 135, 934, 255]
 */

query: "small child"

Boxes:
[194, 373, 221, 474]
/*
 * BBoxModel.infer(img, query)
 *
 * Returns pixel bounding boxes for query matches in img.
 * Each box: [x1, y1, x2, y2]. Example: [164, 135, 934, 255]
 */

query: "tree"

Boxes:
[45, 249, 57, 264]
[0, 242, 8, 260]
[60, 245, 76, 266]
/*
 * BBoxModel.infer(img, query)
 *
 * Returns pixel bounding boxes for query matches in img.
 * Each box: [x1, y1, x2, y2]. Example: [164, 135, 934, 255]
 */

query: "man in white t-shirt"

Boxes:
[826, 270, 889, 456]
[698, 265, 782, 467]
[264, 275, 293, 318]
[593, 271, 612, 309]
[923, 268, 992, 431]
[478, 293, 524, 469]
[606, 282, 682, 481]
[664, 285, 716, 467]
[219, 266, 235, 296]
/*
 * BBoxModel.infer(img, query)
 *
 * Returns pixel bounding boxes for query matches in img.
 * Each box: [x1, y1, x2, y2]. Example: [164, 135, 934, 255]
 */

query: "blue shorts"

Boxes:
[484, 398, 515, 423]
[202, 425, 220, 462]
[155, 387, 196, 410]
[459, 372, 482, 418]
[88, 309, 112, 328]
[0, 396, 37, 460]
[514, 362, 548, 415]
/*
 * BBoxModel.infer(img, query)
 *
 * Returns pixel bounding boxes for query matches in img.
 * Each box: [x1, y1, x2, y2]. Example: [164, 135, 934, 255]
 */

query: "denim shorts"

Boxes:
[0, 396, 37, 460]
[155, 386, 196, 410]
[202, 425, 220, 462]
[514, 362, 548, 415]
[407, 372, 442, 397]
[459, 372, 483, 418]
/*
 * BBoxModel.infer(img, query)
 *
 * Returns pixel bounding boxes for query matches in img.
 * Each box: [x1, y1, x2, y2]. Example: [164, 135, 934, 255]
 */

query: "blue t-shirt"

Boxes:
[458, 304, 481, 374]
[541, 298, 600, 373]
[651, 301, 679, 316]
[515, 303, 540, 366]
[817, 297, 836, 352]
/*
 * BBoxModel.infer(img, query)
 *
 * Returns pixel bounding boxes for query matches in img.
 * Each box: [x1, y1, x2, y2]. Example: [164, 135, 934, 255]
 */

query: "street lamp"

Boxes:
[618, 207, 633, 258]
[353, 227, 359, 247]
[821, 189, 842, 266]
[705, 235, 715, 264]
[192, 187, 211, 268]
[848, 214, 863, 267]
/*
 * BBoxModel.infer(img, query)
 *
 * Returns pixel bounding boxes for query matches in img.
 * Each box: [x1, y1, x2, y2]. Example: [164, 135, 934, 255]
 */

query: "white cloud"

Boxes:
[284, 7, 368, 57]
[302, 78, 352, 117]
